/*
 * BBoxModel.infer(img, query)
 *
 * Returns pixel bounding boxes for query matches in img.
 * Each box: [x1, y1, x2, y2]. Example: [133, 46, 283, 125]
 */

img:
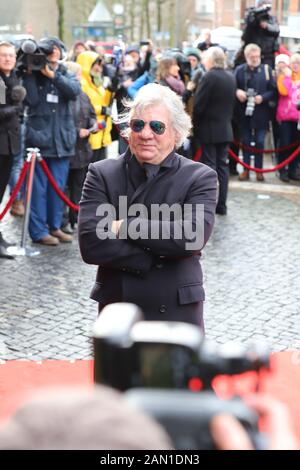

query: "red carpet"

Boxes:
[0, 352, 299, 441]
[0, 360, 94, 424]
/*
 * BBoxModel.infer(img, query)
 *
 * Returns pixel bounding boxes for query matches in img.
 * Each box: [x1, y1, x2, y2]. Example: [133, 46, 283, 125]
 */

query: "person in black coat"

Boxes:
[64, 61, 96, 230]
[22, 38, 81, 245]
[79, 83, 217, 330]
[242, 1, 279, 68]
[193, 47, 236, 215]
[0, 41, 26, 258]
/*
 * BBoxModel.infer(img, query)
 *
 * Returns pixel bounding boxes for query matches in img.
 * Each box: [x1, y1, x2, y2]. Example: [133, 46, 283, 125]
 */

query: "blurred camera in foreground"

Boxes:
[93, 303, 270, 449]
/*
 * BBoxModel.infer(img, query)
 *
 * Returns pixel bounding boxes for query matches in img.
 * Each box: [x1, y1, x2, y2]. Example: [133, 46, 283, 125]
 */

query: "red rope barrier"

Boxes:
[228, 144, 300, 173]
[233, 139, 300, 154]
[39, 159, 79, 212]
[0, 161, 30, 222]
[193, 148, 202, 162]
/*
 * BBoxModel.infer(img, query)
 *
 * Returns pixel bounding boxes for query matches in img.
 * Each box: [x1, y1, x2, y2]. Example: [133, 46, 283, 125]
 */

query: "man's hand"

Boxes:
[255, 94, 263, 105]
[186, 81, 196, 92]
[210, 394, 299, 450]
[79, 128, 90, 138]
[236, 89, 247, 103]
[40, 64, 55, 79]
[260, 21, 268, 29]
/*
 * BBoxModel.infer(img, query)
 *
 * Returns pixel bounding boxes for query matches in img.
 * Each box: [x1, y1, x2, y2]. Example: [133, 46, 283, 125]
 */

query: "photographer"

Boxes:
[235, 43, 277, 181]
[0, 41, 26, 259]
[22, 37, 81, 245]
[242, 1, 280, 68]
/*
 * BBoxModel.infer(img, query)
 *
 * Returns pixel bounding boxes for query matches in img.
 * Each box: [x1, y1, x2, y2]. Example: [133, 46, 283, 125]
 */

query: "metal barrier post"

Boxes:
[8, 148, 41, 257]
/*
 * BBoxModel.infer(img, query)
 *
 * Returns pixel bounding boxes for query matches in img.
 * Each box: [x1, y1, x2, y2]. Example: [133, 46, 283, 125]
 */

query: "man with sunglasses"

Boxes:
[79, 83, 217, 330]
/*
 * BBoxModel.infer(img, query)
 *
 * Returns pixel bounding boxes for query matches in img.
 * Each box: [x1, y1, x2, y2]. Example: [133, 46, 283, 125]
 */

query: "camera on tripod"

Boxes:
[245, 4, 271, 26]
[245, 88, 256, 116]
[92, 303, 270, 449]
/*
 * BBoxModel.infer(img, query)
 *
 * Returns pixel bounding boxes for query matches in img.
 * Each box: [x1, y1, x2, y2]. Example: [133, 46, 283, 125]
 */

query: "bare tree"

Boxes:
[56, 0, 65, 41]
[144, 0, 151, 38]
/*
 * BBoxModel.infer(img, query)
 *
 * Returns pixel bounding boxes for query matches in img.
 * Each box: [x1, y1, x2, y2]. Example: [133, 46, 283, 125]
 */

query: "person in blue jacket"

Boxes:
[23, 37, 80, 245]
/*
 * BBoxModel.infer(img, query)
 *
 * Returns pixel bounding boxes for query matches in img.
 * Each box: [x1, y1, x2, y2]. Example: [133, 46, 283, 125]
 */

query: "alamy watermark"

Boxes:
[95, 196, 205, 250]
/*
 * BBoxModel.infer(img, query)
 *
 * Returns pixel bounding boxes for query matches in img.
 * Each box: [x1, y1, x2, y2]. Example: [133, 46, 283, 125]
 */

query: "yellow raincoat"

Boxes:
[76, 51, 112, 150]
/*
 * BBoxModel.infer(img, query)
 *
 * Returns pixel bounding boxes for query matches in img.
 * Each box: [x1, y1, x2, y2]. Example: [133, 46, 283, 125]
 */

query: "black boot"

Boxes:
[0, 232, 15, 259]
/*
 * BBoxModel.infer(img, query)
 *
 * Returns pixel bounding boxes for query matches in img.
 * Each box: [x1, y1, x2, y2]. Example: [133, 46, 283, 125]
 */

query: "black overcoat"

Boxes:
[193, 67, 237, 144]
[78, 150, 217, 326]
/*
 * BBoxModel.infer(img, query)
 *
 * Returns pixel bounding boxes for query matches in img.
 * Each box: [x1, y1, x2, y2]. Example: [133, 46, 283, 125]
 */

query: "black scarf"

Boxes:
[0, 70, 19, 105]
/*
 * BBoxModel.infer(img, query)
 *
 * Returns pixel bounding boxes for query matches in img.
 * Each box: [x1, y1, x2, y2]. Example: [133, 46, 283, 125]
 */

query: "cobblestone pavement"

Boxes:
[0, 170, 300, 360]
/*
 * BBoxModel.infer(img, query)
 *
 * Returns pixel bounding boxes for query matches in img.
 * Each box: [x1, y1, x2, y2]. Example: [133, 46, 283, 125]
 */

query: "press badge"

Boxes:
[46, 93, 59, 104]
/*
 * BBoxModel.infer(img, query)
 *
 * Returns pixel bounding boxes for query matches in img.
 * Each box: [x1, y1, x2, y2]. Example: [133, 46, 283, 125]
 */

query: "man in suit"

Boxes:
[193, 47, 237, 215]
[79, 83, 217, 330]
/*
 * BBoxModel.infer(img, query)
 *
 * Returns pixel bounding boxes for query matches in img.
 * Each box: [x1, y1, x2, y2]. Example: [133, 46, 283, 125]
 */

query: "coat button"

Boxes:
[159, 305, 167, 313]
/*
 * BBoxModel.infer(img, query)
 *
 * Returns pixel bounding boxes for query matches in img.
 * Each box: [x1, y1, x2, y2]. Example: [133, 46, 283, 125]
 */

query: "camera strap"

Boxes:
[244, 65, 262, 91]
[264, 64, 270, 82]
[0, 76, 6, 104]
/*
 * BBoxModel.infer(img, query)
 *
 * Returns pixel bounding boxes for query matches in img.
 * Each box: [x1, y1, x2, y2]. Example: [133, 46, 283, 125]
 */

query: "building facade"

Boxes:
[0, 1, 300, 50]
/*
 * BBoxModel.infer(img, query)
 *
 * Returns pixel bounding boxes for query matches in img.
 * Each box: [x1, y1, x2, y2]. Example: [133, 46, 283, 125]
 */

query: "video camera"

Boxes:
[93, 303, 270, 449]
[245, 4, 272, 26]
[16, 37, 64, 73]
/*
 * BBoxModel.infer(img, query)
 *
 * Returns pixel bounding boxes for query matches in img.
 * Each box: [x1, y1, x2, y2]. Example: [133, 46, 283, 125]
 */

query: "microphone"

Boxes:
[88, 121, 107, 133]
[11, 86, 27, 104]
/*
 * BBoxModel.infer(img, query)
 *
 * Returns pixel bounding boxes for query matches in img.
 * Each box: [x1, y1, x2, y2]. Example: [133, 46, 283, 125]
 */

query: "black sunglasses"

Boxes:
[129, 119, 166, 135]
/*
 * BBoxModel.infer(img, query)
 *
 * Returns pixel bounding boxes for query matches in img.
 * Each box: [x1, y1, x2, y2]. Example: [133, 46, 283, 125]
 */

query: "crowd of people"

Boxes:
[0, 2, 300, 259]
[0, 11, 298, 255]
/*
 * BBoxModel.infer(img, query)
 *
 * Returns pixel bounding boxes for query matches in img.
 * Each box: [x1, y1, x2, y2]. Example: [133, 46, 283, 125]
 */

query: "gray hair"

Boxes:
[116, 83, 192, 148]
[244, 43, 261, 57]
[203, 46, 226, 69]
[0, 41, 16, 51]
